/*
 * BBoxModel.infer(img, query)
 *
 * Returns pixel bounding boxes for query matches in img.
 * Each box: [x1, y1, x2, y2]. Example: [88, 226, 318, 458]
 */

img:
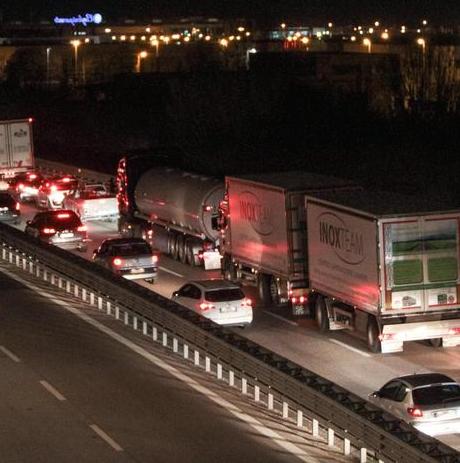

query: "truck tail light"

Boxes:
[77, 225, 87, 232]
[113, 257, 124, 267]
[42, 227, 56, 235]
[242, 298, 252, 306]
[407, 407, 423, 418]
[291, 295, 307, 305]
[449, 328, 460, 335]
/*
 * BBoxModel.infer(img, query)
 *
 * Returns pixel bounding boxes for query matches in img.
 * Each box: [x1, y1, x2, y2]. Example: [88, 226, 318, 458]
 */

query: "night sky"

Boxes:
[1, 0, 459, 25]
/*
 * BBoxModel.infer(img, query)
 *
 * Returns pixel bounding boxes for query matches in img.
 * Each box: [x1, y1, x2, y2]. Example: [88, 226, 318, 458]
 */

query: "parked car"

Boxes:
[36, 174, 79, 209]
[172, 279, 253, 327]
[368, 373, 460, 436]
[9, 171, 44, 202]
[0, 191, 20, 224]
[92, 237, 159, 283]
[25, 209, 87, 251]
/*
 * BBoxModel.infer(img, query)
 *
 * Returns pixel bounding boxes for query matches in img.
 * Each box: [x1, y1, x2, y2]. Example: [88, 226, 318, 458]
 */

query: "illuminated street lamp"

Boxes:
[363, 37, 372, 53]
[70, 40, 81, 82]
[417, 37, 426, 54]
[381, 31, 389, 40]
[136, 51, 148, 73]
[151, 39, 160, 57]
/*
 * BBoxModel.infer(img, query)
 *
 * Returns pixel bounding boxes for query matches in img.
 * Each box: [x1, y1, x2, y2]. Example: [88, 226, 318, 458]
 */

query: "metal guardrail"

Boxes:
[1, 222, 458, 463]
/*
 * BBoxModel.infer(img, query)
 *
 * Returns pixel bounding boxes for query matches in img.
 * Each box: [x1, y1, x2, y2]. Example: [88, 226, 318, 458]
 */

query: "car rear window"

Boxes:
[112, 242, 152, 256]
[48, 212, 81, 229]
[0, 193, 15, 207]
[413, 384, 460, 406]
[205, 288, 245, 302]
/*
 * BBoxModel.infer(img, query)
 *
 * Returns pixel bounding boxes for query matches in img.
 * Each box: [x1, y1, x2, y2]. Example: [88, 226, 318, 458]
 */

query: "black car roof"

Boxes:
[398, 373, 456, 388]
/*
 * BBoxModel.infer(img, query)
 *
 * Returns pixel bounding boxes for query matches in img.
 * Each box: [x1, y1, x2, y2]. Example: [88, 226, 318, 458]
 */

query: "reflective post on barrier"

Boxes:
[297, 410, 303, 428]
[242, 378, 247, 395]
[229, 370, 235, 387]
[98, 297, 103, 310]
[360, 448, 367, 463]
[106, 301, 111, 315]
[142, 321, 147, 335]
[217, 363, 222, 380]
[162, 332, 167, 347]
[152, 326, 158, 341]
[205, 357, 211, 372]
[254, 385, 260, 402]
[115, 306, 120, 320]
[90, 293, 95, 305]
[66, 280, 71, 293]
[282, 402, 289, 419]
[312, 419, 319, 437]
[344, 438, 351, 456]
[173, 338, 178, 353]
[327, 428, 334, 447]
[268, 393, 274, 410]
[82, 288, 87, 301]
[124, 311, 129, 325]
[133, 316, 138, 330]
[194, 350, 200, 366]
[183, 344, 189, 360]
[74, 285, 79, 298]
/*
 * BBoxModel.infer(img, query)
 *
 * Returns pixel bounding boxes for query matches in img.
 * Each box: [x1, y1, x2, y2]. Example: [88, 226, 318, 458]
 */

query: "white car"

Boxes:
[172, 280, 253, 327]
[368, 373, 460, 437]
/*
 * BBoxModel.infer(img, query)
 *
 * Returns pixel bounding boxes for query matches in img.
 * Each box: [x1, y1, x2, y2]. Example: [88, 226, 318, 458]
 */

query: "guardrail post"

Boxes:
[162, 332, 167, 347]
[115, 306, 120, 320]
[133, 316, 138, 330]
[282, 402, 289, 418]
[183, 344, 189, 359]
[15, 254, 19, 266]
[344, 438, 351, 456]
[173, 338, 178, 353]
[66, 280, 71, 293]
[268, 393, 274, 410]
[8, 250, 13, 263]
[242, 378, 247, 395]
[97, 297, 102, 310]
[124, 311, 129, 325]
[43, 269, 47, 281]
[90, 293, 95, 305]
[50, 273, 55, 285]
[22, 258, 26, 270]
[74, 285, 79, 298]
[327, 428, 334, 447]
[152, 326, 158, 341]
[82, 288, 87, 302]
[142, 321, 147, 335]
[2, 247, 6, 259]
[254, 385, 260, 402]
[106, 301, 111, 315]
[229, 370, 234, 387]
[360, 448, 367, 463]
[29, 261, 33, 274]
[58, 277, 63, 289]
[194, 350, 200, 366]
[297, 410, 303, 428]
[205, 357, 211, 372]
[312, 419, 319, 437]
[217, 363, 222, 380]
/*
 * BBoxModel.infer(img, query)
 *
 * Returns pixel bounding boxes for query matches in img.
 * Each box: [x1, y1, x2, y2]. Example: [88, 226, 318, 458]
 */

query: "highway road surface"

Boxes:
[11, 201, 460, 451]
[0, 262, 350, 463]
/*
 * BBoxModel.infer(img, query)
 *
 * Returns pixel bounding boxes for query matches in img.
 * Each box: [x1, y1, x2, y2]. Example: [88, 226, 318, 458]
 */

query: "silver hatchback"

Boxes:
[369, 373, 460, 436]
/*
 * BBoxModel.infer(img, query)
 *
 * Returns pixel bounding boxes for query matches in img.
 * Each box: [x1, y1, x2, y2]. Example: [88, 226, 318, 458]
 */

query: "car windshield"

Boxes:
[205, 288, 245, 302]
[112, 242, 152, 256]
[413, 384, 460, 406]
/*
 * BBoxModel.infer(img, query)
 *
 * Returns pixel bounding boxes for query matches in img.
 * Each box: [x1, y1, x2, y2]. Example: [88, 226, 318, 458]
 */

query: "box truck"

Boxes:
[219, 171, 358, 312]
[306, 190, 460, 353]
[0, 118, 35, 179]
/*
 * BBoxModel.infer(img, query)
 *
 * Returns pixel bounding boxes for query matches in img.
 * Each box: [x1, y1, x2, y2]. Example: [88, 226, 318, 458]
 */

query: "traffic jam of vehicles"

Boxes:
[4, 118, 460, 441]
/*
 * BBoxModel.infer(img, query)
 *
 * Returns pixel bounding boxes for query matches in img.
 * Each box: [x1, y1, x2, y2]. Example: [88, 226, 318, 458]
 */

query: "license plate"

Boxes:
[60, 233, 74, 238]
[220, 306, 237, 313]
[131, 268, 145, 274]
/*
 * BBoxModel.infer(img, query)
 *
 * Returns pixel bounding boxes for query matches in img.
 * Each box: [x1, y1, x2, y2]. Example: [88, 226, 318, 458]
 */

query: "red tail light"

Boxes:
[42, 227, 56, 235]
[199, 302, 214, 311]
[407, 407, 423, 418]
[243, 298, 252, 306]
[113, 257, 124, 267]
[198, 251, 204, 260]
[15, 202, 20, 211]
[151, 255, 158, 264]
[18, 183, 24, 191]
[57, 213, 70, 219]
[77, 225, 87, 232]
[449, 328, 460, 335]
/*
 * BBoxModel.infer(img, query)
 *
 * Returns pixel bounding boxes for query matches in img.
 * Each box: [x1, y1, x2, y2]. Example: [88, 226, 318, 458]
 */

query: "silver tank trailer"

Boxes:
[134, 168, 224, 241]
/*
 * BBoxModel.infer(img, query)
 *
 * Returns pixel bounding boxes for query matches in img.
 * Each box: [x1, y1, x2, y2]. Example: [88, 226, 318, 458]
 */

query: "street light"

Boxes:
[363, 38, 372, 53]
[70, 40, 81, 84]
[416, 37, 426, 55]
[136, 51, 148, 73]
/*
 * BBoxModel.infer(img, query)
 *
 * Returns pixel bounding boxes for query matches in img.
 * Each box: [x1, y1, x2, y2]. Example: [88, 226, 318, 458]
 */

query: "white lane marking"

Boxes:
[329, 339, 371, 358]
[90, 424, 123, 452]
[0, 345, 21, 362]
[40, 380, 67, 401]
[159, 266, 183, 278]
[1, 266, 321, 463]
[263, 310, 298, 327]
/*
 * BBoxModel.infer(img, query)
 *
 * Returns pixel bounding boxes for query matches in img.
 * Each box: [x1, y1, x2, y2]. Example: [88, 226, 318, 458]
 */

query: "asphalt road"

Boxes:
[0, 263, 350, 463]
[13, 201, 460, 451]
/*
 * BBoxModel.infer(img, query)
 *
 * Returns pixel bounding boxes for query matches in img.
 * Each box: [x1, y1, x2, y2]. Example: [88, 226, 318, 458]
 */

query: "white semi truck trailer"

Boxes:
[0, 118, 35, 179]
[116, 155, 224, 269]
[306, 190, 460, 353]
[218, 171, 358, 313]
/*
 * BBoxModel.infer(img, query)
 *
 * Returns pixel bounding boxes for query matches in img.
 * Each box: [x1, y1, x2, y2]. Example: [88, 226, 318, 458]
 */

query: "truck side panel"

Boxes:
[9, 121, 33, 169]
[306, 201, 380, 313]
[228, 179, 290, 276]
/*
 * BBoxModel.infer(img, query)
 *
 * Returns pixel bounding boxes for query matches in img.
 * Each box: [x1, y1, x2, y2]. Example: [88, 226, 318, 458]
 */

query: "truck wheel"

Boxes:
[167, 234, 175, 256]
[174, 234, 184, 261]
[178, 237, 187, 264]
[269, 277, 281, 306]
[428, 338, 443, 348]
[315, 296, 329, 332]
[185, 243, 196, 267]
[258, 273, 272, 306]
[367, 316, 382, 353]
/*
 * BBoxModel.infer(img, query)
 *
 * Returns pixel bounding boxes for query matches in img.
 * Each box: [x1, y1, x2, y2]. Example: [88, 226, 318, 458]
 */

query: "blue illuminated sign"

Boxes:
[54, 13, 103, 26]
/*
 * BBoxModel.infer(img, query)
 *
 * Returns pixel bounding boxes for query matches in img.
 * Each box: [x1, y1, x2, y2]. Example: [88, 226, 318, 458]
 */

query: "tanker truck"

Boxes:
[116, 155, 224, 270]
